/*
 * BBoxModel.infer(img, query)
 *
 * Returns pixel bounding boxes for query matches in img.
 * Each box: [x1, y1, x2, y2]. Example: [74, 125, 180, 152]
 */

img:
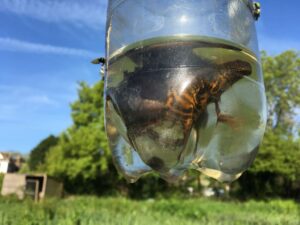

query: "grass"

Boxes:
[0, 196, 299, 225]
[0, 175, 3, 193]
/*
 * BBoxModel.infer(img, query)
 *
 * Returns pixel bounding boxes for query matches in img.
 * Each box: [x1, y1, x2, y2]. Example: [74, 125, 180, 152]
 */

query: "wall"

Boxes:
[1, 174, 26, 199]
[45, 178, 63, 198]
[0, 160, 9, 173]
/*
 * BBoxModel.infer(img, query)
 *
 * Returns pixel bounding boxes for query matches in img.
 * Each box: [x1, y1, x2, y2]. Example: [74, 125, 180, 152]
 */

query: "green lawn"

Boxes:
[0, 196, 299, 225]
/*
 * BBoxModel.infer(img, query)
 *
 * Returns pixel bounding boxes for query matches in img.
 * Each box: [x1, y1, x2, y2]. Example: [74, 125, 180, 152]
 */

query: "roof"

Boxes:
[0, 152, 11, 160]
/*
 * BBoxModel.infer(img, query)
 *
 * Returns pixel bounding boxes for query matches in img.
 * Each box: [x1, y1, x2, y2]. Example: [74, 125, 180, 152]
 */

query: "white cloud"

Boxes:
[0, 85, 58, 103]
[0, 37, 98, 57]
[24, 95, 58, 105]
[0, 0, 107, 29]
[0, 84, 65, 120]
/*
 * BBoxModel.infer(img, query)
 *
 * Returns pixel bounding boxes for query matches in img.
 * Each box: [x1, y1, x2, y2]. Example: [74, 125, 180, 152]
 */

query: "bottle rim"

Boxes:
[108, 0, 255, 14]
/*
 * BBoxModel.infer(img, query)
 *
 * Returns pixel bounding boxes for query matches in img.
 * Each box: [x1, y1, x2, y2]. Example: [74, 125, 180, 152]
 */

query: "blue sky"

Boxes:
[0, 0, 299, 154]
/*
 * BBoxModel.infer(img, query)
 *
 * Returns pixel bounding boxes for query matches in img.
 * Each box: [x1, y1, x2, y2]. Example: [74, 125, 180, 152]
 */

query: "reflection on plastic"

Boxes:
[104, 35, 267, 183]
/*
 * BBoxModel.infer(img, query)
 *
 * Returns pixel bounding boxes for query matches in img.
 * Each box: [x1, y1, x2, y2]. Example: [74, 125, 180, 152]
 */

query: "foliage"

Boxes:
[41, 50, 300, 198]
[18, 162, 31, 174]
[0, 197, 299, 225]
[28, 135, 59, 171]
[71, 82, 104, 127]
[233, 51, 300, 199]
[262, 50, 300, 133]
[0, 174, 3, 193]
[45, 82, 118, 194]
[251, 133, 300, 180]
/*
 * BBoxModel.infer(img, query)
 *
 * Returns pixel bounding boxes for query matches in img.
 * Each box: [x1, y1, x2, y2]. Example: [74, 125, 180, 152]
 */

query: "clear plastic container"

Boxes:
[104, 0, 267, 182]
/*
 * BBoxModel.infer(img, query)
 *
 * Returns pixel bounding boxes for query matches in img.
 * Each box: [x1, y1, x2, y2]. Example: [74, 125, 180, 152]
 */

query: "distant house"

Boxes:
[0, 153, 11, 173]
[0, 152, 23, 173]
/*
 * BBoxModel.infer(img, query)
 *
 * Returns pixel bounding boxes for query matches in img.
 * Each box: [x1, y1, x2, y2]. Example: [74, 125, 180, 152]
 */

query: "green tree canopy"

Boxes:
[42, 50, 300, 198]
[262, 50, 300, 133]
[28, 135, 58, 171]
[254, 51, 300, 177]
[45, 81, 116, 194]
[235, 51, 300, 199]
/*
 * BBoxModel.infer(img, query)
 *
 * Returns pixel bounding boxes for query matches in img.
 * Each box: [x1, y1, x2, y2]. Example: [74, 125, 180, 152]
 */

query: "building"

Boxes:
[0, 152, 22, 173]
[1, 173, 64, 201]
[0, 153, 10, 173]
[0, 152, 23, 173]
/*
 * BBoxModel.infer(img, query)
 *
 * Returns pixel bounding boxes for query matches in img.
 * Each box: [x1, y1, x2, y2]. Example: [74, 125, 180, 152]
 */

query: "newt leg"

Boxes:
[214, 101, 242, 130]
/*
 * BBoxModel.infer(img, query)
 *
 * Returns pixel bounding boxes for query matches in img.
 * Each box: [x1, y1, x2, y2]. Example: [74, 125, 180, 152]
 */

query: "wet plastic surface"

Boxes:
[105, 36, 267, 182]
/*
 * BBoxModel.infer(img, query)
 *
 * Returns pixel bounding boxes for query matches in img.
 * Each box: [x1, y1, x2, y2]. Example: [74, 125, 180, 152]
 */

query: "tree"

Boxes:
[45, 81, 119, 194]
[233, 51, 300, 199]
[28, 135, 58, 171]
[262, 51, 300, 133]
[71, 82, 105, 128]
[44, 51, 300, 198]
